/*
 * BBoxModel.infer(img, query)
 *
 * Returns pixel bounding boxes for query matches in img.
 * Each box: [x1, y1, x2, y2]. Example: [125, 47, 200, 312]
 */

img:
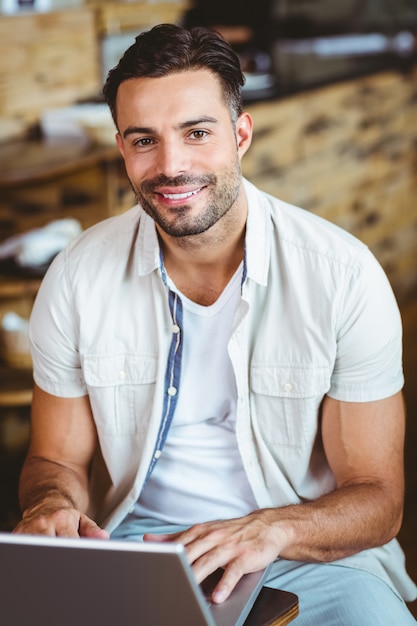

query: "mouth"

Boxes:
[140, 174, 214, 208]
[156, 186, 205, 204]
[160, 187, 202, 200]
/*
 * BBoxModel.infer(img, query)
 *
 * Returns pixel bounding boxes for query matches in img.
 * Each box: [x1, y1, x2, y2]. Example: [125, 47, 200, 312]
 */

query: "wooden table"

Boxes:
[245, 587, 299, 626]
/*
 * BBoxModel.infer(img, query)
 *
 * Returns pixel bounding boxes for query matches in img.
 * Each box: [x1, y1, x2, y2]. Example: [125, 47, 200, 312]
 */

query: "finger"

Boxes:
[143, 532, 179, 542]
[79, 514, 110, 539]
[143, 525, 208, 545]
[184, 526, 229, 566]
[211, 560, 246, 604]
[49, 509, 81, 537]
[14, 509, 80, 537]
[144, 527, 229, 583]
[13, 519, 57, 536]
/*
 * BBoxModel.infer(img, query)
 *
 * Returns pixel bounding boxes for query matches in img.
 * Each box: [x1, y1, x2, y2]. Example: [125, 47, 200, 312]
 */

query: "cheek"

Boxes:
[200, 146, 237, 173]
[123, 156, 151, 185]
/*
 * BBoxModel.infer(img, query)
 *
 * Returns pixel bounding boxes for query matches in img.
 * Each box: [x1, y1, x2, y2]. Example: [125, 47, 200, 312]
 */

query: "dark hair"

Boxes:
[103, 23, 245, 126]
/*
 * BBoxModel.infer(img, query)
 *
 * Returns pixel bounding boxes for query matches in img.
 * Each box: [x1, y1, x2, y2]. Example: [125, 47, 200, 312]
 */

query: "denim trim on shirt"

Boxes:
[144, 258, 184, 482]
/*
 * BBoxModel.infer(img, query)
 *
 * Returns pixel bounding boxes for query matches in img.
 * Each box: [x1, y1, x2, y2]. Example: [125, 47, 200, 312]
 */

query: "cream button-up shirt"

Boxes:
[30, 179, 415, 600]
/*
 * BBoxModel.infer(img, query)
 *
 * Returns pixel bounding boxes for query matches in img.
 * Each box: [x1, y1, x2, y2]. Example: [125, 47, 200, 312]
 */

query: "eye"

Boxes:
[189, 129, 208, 140]
[132, 137, 155, 147]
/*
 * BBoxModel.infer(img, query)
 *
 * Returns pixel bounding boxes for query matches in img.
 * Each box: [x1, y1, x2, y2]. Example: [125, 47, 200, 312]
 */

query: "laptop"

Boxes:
[0, 532, 270, 626]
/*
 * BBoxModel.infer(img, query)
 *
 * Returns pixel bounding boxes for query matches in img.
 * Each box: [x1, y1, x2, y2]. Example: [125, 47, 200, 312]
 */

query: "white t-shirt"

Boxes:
[134, 263, 258, 524]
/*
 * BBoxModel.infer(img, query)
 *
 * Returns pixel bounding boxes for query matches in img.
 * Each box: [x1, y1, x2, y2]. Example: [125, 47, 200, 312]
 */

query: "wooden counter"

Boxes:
[0, 139, 118, 188]
[0, 137, 134, 239]
[243, 66, 417, 305]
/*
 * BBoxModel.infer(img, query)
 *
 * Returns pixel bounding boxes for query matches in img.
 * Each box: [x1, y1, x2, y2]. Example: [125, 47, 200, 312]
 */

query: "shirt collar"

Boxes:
[243, 178, 271, 287]
[134, 178, 271, 286]
[136, 209, 161, 277]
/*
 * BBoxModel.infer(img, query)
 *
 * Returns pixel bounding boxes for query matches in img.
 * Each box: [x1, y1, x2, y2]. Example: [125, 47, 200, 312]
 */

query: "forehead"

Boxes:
[115, 69, 229, 129]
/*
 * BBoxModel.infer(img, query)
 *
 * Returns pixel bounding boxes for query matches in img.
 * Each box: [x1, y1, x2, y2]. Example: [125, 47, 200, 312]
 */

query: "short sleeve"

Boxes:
[328, 249, 404, 402]
[29, 251, 87, 398]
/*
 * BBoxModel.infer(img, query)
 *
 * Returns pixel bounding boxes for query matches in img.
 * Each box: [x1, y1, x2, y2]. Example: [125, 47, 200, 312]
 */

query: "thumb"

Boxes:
[79, 513, 110, 539]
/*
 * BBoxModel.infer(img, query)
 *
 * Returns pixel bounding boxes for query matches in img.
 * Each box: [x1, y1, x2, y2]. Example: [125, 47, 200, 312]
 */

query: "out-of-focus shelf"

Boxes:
[0, 276, 41, 300]
[0, 138, 119, 188]
[0, 136, 134, 242]
[95, 1, 190, 36]
[0, 136, 133, 401]
[0, 365, 33, 408]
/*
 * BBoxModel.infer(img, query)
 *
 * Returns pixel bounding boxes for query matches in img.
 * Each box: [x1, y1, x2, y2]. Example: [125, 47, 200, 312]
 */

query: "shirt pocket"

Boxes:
[250, 364, 331, 447]
[83, 353, 158, 435]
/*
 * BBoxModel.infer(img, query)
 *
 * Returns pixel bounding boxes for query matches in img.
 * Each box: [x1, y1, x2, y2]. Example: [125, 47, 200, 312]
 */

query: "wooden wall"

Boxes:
[0, 8, 100, 127]
[0, 2, 189, 134]
[243, 68, 417, 305]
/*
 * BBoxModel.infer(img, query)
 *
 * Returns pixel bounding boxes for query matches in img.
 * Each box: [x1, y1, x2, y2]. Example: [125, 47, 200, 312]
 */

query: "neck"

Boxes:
[158, 199, 247, 306]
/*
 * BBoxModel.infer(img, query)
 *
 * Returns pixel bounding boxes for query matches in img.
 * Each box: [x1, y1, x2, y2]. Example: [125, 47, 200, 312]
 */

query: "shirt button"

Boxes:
[283, 382, 293, 392]
[119, 370, 127, 381]
[172, 324, 180, 334]
[167, 386, 177, 396]
[154, 450, 162, 460]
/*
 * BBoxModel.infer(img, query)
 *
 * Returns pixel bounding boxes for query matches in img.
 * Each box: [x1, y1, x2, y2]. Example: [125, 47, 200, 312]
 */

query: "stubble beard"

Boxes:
[131, 160, 242, 238]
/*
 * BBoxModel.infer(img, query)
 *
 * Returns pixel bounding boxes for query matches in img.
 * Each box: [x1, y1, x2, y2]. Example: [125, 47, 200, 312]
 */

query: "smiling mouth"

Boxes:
[159, 187, 203, 200]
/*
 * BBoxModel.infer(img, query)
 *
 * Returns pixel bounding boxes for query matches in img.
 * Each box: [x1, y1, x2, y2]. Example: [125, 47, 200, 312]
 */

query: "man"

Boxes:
[14, 24, 417, 624]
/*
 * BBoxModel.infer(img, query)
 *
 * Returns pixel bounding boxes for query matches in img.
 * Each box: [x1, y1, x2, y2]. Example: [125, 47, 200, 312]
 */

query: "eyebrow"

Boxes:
[122, 116, 218, 139]
[179, 116, 218, 129]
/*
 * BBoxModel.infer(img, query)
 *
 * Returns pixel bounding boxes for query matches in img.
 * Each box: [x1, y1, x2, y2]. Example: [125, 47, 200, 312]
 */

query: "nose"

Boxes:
[155, 139, 189, 178]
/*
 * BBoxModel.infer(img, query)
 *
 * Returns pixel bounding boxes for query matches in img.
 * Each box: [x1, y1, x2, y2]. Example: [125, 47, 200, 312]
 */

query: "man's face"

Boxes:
[115, 70, 252, 238]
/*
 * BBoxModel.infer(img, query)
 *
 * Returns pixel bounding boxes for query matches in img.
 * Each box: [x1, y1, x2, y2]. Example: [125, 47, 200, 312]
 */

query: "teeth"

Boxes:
[162, 188, 201, 200]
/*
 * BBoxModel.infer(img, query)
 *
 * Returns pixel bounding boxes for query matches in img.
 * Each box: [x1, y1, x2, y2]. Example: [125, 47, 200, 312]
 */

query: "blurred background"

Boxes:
[0, 0, 416, 617]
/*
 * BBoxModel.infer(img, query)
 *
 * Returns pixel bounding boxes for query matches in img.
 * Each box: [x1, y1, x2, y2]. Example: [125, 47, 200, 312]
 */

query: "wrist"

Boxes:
[255, 505, 302, 557]
[21, 489, 76, 519]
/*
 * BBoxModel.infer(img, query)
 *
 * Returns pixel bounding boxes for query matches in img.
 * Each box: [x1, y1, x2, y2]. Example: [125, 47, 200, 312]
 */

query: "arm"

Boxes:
[14, 384, 109, 539]
[146, 392, 405, 601]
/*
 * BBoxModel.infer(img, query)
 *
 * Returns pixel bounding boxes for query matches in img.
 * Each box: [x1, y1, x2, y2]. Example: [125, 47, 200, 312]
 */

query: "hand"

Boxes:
[144, 509, 284, 603]
[13, 504, 109, 539]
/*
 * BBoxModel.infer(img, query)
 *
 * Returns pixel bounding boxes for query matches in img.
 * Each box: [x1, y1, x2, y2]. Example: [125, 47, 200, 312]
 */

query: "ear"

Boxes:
[236, 112, 253, 159]
[116, 132, 125, 159]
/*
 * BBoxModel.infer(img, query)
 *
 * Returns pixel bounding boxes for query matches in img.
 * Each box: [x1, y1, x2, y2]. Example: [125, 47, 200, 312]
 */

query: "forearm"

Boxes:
[18, 454, 90, 519]
[267, 480, 403, 563]
[150, 480, 403, 603]
[14, 388, 107, 538]
[15, 454, 108, 538]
